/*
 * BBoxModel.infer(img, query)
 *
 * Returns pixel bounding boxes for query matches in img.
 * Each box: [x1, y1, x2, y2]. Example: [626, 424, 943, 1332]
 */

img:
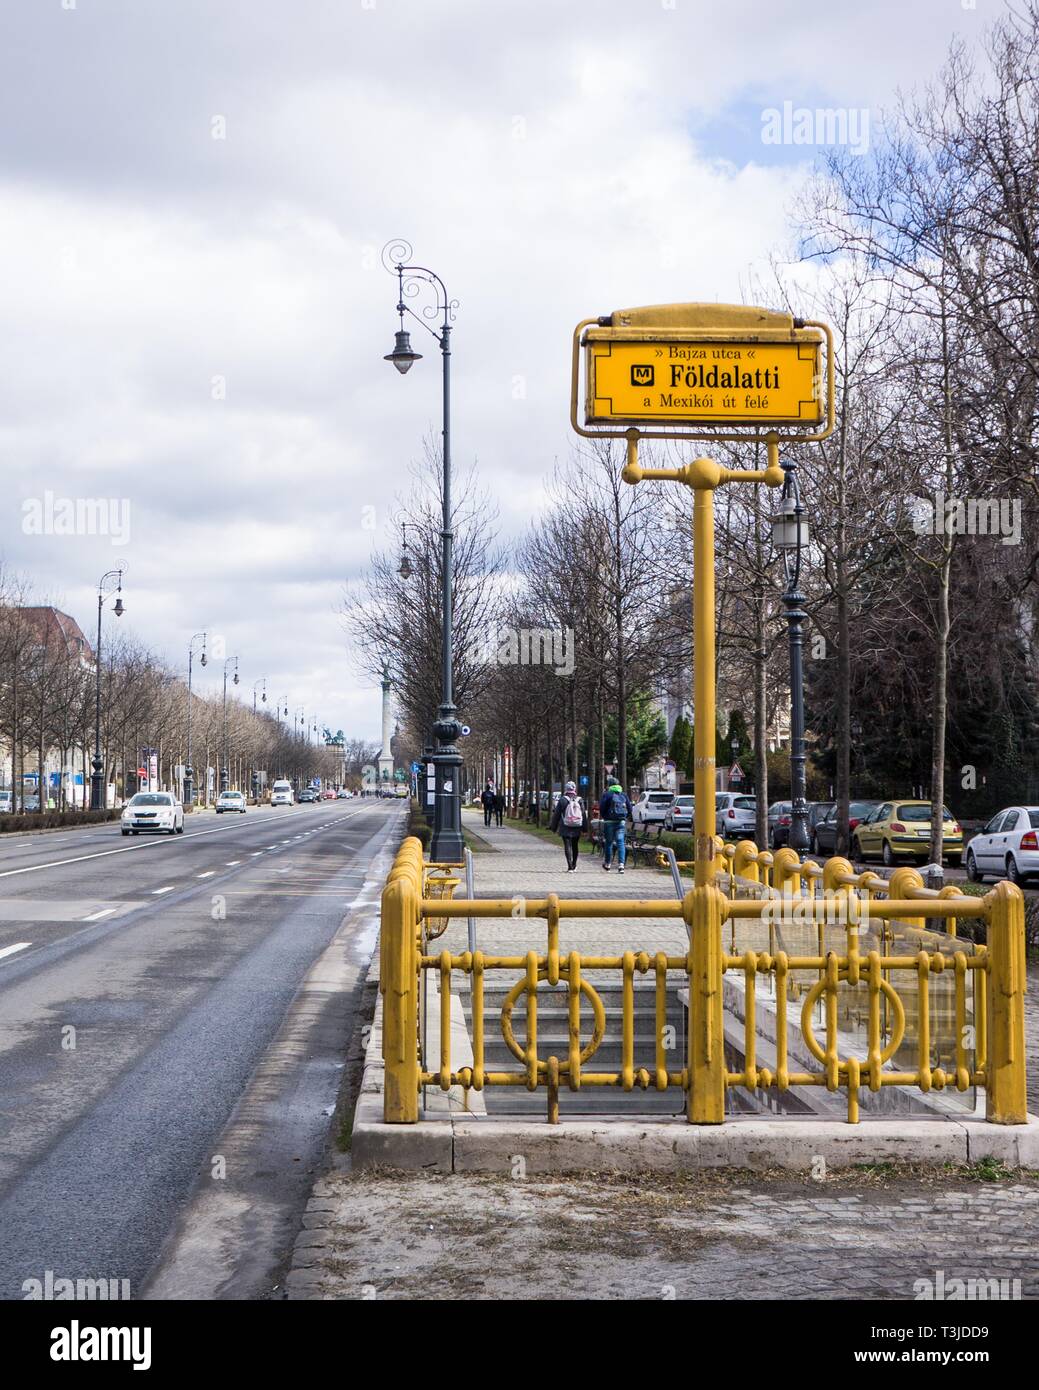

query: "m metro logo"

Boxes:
[630, 363, 654, 387]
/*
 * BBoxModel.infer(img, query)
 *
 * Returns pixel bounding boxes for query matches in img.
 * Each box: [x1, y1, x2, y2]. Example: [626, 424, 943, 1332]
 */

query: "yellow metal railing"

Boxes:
[379, 836, 1027, 1126]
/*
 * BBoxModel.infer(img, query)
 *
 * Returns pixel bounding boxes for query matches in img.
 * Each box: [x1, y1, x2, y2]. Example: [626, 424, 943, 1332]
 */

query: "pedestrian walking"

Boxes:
[598, 780, 632, 873]
[494, 790, 504, 827]
[550, 780, 587, 872]
[481, 782, 495, 827]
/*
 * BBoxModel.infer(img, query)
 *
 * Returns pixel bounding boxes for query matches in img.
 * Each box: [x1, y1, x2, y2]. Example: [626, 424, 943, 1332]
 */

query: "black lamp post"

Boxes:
[383, 238, 463, 862]
[253, 677, 267, 713]
[184, 630, 207, 808]
[771, 462, 811, 854]
[221, 655, 239, 794]
[90, 567, 125, 811]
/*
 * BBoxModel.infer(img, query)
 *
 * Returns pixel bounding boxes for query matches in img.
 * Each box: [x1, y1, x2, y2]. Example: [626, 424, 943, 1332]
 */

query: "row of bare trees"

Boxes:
[0, 574, 376, 808]
[349, 6, 1039, 850]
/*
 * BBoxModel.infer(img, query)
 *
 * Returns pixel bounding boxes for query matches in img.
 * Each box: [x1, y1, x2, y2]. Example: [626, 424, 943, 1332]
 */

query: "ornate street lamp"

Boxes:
[184, 631, 207, 808]
[771, 462, 811, 853]
[383, 238, 464, 861]
[221, 655, 239, 794]
[90, 566, 126, 811]
[398, 521, 414, 580]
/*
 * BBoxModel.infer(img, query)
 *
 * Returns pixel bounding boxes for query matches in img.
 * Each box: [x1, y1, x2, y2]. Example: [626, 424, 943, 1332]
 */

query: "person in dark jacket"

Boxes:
[494, 791, 504, 827]
[481, 783, 495, 827]
[550, 780, 588, 872]
[598, 780, 633, 873]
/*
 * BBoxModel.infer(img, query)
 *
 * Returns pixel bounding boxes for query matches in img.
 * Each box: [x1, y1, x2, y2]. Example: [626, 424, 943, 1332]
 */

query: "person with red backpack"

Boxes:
[550, 780, 588, 872]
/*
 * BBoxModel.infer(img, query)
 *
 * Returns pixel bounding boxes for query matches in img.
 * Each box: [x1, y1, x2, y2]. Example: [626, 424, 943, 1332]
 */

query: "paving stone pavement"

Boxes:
[285, 1167, 1039, 1300]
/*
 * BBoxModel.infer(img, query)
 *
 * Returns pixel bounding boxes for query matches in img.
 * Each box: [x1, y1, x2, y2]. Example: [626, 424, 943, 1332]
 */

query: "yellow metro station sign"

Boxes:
[587, 337, 822, 426]
[572, 303, 831, 441]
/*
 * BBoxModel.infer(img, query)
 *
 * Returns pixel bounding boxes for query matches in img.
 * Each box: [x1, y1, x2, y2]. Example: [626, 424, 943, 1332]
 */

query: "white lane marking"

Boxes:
[152, 886, 175, 895]
[196, 871, 215, 879]
[0, 941, 31, 961]
[225, 860, 241, 866]
[250, 852, 262, 857]
[0, 807, 371, 883]
[82, 907, 117, 921]
[0, 811, 333, 878]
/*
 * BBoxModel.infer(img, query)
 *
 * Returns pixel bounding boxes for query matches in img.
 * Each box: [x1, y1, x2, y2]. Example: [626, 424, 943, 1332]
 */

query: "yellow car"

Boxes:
[851, 800, 963, 868]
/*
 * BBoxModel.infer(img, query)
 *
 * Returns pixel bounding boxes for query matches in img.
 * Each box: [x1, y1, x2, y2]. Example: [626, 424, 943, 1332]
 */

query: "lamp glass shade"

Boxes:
[384, 329, 421, 374]
[399, 554, 413, 579]
[771, 500, 809, 551]
[113, 597, 125, 617]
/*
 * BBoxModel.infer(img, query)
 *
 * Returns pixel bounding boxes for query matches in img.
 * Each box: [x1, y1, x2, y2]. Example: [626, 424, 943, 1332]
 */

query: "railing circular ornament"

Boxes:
[500, 970, 606, 1073]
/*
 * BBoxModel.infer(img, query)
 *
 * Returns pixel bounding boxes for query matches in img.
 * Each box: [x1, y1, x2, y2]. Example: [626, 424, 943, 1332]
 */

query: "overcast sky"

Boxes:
[0, 0, 989, 741]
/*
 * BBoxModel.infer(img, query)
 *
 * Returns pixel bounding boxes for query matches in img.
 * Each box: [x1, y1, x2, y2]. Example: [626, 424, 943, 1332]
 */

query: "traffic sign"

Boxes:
[729, 762, 744, 783]
[460, 725, 471, 736]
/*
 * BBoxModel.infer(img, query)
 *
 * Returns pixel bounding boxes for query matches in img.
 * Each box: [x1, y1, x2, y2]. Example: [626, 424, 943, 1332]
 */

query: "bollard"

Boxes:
[924, 861, 944, 935]
[985, 880, 1027, 1125]
[382, 875, 420, 1123]
[687, 884, 726, 1123]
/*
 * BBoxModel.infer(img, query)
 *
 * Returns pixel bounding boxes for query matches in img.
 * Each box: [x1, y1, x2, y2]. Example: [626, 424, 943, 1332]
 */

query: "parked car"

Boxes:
[22, 793, 41, 813]
[270, 779, 294, 807]
[965, 806, 1039, 885]
[812, 801, 879, 856]
[0, 790, 12, 813]
[851, 800, 963, 867]
[716, 792, 757, 839]
[767, 801, 793, 848]
[664, 795, 694, 832]
[121, 791, 184, 836]
[216, 790, 246, 815]
[631, 790, 673, 829]
[297, 788, 319, 803]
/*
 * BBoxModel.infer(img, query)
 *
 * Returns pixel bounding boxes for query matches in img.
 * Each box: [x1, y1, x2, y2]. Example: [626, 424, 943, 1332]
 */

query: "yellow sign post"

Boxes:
[571, 302, 833, 1123]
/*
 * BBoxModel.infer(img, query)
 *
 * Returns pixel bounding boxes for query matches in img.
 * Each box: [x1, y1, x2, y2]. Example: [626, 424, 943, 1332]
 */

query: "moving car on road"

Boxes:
[664, 795, 694, 832]
[297, 788, 320, 803]
[851, 800, 963, 867]
[216, 790, 246, 814]
[270, 780, 294, 807]
[121, 791, 184, 836]
[716, 792, 757, 839]
[965, 806, 1039, 885]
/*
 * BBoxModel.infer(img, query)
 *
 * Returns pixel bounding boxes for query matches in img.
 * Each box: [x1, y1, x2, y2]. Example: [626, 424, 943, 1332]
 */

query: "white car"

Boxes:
[965, 806, 1039, 885]
[216, 790, 246, 814]
[716, 792, 757, 839]
[121, 792, 184, 836]
[631, 791, 674, 828]
[270, 779, 294, 807]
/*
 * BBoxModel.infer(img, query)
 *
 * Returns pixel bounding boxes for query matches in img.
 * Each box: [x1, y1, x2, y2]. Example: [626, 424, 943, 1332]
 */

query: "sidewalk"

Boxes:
[445, 809, 689, 963]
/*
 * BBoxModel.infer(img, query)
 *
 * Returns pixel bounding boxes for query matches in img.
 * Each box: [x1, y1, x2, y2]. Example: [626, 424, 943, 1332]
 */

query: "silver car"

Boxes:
[664, 795, 694, 831]
[716, 792, 757, 839]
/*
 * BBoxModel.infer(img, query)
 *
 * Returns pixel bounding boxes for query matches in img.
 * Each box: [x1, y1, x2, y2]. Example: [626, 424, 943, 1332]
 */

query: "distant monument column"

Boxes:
[378, 664, 394, 791]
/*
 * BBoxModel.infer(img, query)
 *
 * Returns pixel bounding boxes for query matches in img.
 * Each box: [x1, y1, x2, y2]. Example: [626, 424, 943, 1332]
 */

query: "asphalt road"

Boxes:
[0, 798, 404, 1301]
